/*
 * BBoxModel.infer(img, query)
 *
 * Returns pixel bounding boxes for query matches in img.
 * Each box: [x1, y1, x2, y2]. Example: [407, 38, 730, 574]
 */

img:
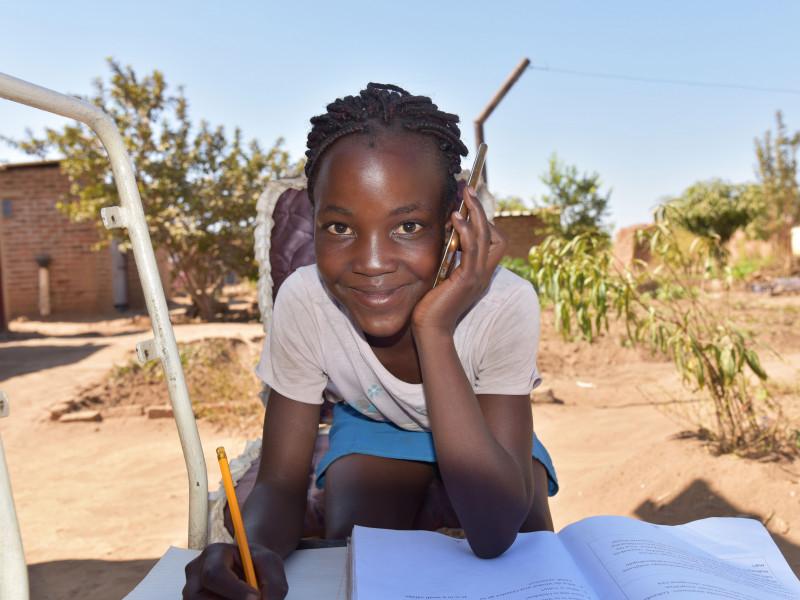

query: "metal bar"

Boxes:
[0, 72, 209, 550]
[474, 122, 486, 183]
[473, 57, 531, 185]
[0, 392, 29, 600]
[474, 57, 531, 125]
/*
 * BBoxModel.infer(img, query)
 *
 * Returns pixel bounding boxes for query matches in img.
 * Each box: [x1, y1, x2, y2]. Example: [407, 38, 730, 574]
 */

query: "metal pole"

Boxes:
[0, 72, 209, 550]
[0, 392, 29, 600]
[473, 57, 531, 185]
[474, 121, 485, 160]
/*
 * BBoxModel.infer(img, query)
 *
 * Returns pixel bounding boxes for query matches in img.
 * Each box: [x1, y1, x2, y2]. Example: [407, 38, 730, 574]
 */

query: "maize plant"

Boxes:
[503, 210, 789, 457]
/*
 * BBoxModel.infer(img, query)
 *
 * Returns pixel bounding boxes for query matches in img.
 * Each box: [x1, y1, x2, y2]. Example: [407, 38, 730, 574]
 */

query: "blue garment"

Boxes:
[315, 402, 559, 496]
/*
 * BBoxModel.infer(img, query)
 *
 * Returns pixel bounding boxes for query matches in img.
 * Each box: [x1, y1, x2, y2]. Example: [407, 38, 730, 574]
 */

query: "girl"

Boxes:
[183, 83, 558, 599]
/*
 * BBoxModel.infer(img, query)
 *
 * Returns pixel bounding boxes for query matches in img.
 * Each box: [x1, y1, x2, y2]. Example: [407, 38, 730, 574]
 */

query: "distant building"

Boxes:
[493, 210, 548, 260]
[613, 223, 654, 269]
[0, 160, 167, 328]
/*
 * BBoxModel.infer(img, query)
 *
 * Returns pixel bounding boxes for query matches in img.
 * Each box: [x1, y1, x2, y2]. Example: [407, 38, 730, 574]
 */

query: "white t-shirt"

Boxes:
[256, 264, 542, 432]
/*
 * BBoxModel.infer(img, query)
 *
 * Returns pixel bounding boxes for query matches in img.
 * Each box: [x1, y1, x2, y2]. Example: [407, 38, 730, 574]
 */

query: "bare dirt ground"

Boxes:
[1, 292, 798, 599]
[1, 317, 265, 599]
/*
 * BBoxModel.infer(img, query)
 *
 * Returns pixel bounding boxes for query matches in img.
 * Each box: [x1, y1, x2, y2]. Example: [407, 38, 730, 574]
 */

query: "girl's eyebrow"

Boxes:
[319, 204, 352, 216]
[389, 203, 428, 216]
[320, 203, 430, 217]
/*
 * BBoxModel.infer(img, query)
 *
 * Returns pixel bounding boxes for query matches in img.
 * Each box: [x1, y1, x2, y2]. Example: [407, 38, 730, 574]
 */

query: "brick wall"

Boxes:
[0, 161, 150, 320]
[0, 245, 5, 331]
[126, 249, 173, 311]
[493, 212, 547, 260]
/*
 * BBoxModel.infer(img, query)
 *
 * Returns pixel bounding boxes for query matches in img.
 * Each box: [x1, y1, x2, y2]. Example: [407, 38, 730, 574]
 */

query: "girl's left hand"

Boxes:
[412, 186, 507, 335]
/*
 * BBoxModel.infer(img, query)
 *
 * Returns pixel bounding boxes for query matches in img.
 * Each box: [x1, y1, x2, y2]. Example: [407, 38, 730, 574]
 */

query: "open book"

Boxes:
[350, 516, 800, 600]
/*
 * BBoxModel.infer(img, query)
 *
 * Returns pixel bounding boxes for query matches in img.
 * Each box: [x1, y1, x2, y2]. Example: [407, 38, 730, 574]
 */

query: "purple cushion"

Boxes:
[269, 188, 315, 301]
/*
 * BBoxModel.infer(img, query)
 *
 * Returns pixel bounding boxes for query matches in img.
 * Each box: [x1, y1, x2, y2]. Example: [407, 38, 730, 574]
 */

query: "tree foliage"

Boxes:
[665, 179, 763, 247]
[503, 211, 789, 457]
[4, 59, 296, 319]
[496, 196, 530, 212]
[537, 154, 611, 241]
[754, 111, 800, 274]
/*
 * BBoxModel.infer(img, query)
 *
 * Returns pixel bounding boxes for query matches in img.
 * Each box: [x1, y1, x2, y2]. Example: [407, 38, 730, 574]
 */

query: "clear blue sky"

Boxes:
[2, 1, 799, 230]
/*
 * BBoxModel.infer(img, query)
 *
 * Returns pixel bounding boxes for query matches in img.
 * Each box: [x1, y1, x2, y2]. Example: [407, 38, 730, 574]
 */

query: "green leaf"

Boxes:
[720, 347, 736, 380]
[744, 349, 768, 380]
[560, 302, 572, 336]
[551, 272, 560, 304]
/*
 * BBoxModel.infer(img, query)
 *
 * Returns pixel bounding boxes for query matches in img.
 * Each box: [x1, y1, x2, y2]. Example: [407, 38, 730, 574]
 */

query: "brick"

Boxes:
[49, 401, 77, 420]
[59, 410, 103, 423]
[146, 405, 174, 419]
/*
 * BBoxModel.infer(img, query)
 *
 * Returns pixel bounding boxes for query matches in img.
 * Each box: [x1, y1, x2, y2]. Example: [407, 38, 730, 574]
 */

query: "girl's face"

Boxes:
[313, 131, 449, 341]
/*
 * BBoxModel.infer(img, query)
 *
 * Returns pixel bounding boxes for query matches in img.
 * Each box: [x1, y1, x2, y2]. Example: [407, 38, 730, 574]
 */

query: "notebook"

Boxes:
[124, 545, 347, 599]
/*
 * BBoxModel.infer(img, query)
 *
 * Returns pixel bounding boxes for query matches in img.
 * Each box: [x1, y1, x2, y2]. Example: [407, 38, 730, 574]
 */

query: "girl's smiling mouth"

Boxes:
[348, 284, 410, 308]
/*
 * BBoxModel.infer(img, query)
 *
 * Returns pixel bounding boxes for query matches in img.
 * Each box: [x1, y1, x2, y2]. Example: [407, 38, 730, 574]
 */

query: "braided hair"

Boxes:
[305, 83, 469, 215]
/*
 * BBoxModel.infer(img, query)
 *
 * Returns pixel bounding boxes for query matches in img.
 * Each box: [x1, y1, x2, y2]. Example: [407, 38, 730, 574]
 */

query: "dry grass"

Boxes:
[73, 337, 265, 434]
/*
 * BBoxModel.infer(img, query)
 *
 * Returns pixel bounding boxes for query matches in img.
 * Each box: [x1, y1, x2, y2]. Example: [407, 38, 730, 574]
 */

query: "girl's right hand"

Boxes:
[182, 542, 288, 599]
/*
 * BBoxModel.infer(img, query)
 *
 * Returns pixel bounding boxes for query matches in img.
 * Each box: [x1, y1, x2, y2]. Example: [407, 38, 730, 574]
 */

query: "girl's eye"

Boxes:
[394, 222, 423, 235]
[326, 223, 353, 235]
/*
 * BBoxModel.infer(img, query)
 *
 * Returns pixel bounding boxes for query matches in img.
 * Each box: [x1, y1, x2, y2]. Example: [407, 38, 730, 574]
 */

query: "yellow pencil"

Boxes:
[216, 447, 260, 592]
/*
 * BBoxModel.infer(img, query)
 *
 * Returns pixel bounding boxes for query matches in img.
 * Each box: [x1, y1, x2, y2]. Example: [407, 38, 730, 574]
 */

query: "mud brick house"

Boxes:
[492, 210, 547, 260]
[0, 160, 164, 329]
[612, 223, 654, 270]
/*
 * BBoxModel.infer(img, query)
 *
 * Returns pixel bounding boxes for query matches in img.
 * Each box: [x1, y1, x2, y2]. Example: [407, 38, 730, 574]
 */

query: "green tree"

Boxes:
[665, 179, 764, 259]
[496, 196, 529, 212]
[4, 59, 296, 319]
[754, 111, 800, 274]
[538, 154, 611, 240]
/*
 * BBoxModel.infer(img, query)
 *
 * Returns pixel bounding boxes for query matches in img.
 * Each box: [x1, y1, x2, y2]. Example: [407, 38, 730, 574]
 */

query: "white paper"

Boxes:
[124, 545, 348, 599]
[287, 546, 348, 600]
[559, 516, 800, 599]
[351, 526, 597, 600]
[123, 547, 200, 600]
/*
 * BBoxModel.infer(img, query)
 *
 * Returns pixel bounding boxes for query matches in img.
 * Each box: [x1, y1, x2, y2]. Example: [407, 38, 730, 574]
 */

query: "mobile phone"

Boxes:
[432, 143, 488, 288]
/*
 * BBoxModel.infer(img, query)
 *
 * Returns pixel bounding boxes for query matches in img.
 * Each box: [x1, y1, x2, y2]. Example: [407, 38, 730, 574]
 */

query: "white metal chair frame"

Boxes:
[0, 72, 209, 600]
[0, 391, 28, 599]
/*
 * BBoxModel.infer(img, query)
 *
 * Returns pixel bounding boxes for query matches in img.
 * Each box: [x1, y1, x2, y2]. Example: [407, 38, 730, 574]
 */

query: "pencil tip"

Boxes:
[216, 447, 227, 460]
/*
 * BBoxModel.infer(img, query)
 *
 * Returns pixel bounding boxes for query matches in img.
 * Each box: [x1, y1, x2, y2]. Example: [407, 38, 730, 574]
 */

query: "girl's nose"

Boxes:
[352, 232, 397, 276]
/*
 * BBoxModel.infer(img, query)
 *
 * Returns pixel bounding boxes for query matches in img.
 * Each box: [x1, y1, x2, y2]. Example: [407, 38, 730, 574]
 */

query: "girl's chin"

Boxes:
[354, 314, 412, 343]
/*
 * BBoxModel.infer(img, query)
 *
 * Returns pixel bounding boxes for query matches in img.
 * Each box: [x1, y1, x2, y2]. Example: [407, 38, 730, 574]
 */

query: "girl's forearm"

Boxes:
[413, 327, 533, 558]
[242, 482, 307, 559]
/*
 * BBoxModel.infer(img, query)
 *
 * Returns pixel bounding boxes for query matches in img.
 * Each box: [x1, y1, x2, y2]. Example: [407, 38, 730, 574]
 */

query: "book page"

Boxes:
[558, 516, 800, 599]
[352, 525, 598, 600]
